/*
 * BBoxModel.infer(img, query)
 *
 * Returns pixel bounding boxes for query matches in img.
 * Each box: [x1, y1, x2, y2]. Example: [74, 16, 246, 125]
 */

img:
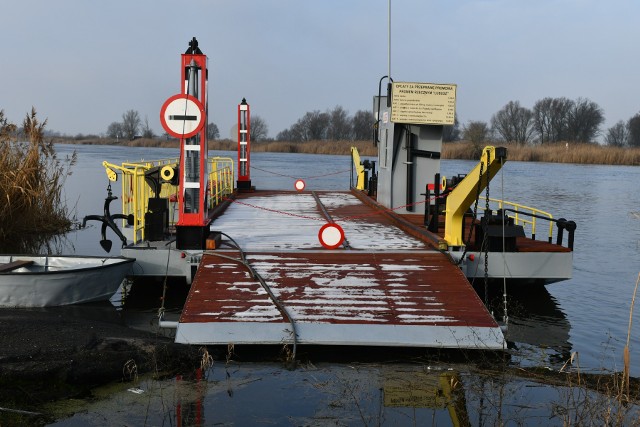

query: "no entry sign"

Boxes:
[160, 94, 205, 139]
[294, 179, 306, 191]
[318, 222, 345, 250]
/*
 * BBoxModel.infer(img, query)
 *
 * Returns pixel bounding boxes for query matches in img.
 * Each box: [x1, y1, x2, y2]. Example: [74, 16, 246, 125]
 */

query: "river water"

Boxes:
[43, 143, 640, 425]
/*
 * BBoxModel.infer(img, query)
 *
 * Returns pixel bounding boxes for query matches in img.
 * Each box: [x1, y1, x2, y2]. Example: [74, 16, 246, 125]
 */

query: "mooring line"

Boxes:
[206, 232, 298, 366]
[222, 193, 448, 225]
[252, 165, 351, 180]
[226, 198, 325, 222]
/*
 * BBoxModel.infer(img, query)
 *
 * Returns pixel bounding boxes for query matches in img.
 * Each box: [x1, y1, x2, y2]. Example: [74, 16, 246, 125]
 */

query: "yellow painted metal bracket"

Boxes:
[350, 146, 366, 190]
[444, 146, 507, 247]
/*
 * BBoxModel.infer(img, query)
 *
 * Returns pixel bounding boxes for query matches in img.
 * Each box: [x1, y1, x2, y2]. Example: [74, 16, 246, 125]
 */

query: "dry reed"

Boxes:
[623, 273, 640, 400]
[442, 141, 640, 165]
[0, 108, 76, 253]
[59, 136, 640, 166]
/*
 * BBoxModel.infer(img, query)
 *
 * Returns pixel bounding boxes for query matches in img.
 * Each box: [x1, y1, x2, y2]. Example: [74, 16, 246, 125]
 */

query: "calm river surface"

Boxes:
[45, 143, 640, 425]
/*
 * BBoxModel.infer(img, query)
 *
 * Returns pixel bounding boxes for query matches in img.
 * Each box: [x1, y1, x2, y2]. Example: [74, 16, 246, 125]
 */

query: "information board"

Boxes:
[390, 82, 457, 125]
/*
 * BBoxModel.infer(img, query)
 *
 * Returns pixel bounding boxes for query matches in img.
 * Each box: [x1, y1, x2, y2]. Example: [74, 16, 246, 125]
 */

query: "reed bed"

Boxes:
[443, 141, 640, 165]
[184, 138, 378, 156]
[61, 137, 640, 166]
[0, 109, 75, 253]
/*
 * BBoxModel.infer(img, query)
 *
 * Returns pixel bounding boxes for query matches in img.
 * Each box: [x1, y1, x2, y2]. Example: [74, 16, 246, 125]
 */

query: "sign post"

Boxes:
[159, 37, 210, 249]
[160, 94, 205, 139]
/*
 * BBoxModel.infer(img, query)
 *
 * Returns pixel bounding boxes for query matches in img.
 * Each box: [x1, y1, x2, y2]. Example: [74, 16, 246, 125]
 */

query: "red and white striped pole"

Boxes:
[160, 37, 210, 249]
[237, 98, 252, 190]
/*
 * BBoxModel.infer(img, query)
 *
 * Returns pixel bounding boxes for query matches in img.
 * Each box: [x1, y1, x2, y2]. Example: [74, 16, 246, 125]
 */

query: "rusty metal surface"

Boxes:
[181, 251, 496, 327]
[209, 191, 430, 251]
[176, 190, 505, 348]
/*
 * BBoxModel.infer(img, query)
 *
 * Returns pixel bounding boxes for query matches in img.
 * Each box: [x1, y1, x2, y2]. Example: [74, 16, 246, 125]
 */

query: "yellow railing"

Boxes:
[350, 146, 365, 190]
[103, 157, 234, 243]
[479, 196, 554, 240]
[207, 157, 235, 207]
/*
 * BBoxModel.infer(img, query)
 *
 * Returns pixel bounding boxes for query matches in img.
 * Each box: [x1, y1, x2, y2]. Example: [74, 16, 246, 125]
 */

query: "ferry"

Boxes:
[85, 38, 575, 354]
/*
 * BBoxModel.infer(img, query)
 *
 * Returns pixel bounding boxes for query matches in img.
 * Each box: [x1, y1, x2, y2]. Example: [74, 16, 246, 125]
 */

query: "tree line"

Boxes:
[456, 97, 640, 147]
[276, 106, 371, 142]
[107, 99, 640, 148]
[107, 110, 155, 140]
[106, 109, 270, 142]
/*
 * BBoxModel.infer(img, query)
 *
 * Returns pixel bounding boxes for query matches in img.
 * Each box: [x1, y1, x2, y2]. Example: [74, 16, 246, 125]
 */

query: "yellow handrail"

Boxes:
[103, 157, 234, 243]
[350, 146, 366, 190]
[479, 196, 554, 240]
[444, 146, 505, 246]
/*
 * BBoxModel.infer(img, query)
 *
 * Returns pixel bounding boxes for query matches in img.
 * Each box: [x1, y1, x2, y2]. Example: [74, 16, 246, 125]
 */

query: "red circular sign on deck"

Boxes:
[318, 222, 345, 249]
[160, 94, 205, 139]
[294, 179, 306, 191]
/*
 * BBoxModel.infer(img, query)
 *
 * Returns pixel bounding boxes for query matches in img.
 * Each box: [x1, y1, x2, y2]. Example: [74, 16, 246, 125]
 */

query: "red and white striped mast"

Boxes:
[236, 98, 252, 191]
[160, 37, 210, 249]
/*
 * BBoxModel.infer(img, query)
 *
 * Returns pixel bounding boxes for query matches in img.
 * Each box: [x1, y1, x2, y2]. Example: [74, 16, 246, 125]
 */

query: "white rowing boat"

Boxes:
[0, 255, 135, 307]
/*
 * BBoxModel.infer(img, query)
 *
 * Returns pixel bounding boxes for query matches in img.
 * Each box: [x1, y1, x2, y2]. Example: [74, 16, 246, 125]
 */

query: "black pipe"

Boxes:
[423, 184, 430, 226]
[428, 173, 441, 233]
[556, 218, 566, 246]
[566, 220, 576, 250]
[405, 128, 414, 212]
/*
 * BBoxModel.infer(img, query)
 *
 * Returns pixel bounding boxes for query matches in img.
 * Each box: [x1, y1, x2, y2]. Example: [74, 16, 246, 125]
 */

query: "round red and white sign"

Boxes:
[160, 94, 205, 139]
[318, 222, 345, 250]
[294, 179, 306, 191]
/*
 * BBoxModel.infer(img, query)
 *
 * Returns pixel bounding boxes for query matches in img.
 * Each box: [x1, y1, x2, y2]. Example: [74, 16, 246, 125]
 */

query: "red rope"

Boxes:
[223, 194, 447, 224]
[252, 165, 351, 180]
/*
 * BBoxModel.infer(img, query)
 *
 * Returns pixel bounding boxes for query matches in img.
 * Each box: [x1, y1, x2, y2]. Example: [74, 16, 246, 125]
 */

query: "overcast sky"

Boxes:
[2, 0, 639, 140]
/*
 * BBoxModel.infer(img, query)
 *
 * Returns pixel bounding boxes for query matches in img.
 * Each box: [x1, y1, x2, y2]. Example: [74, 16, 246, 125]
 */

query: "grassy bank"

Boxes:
[55, 137, 640, 166]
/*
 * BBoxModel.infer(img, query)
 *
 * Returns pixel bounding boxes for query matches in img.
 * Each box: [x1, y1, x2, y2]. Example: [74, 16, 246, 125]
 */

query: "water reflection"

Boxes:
[0, 232, 75, 256]
[478, 284, 573, 364]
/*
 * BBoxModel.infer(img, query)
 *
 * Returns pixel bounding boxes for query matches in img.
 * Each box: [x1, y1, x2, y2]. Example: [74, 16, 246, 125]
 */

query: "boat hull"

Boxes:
[0, 255, 135, 307]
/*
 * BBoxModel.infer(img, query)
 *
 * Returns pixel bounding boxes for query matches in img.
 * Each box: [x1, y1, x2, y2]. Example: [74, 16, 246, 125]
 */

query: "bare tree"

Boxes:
[532, 98, 553, 144]
[141, 116, 155, 139]
[276, 128, 294, 141]
[106, 122, 124, 140]
[605, 121, 628, 147]
[628, 113, 640, 147]
[565, 97, 604, 143]
[463, 121, 490, 157]
[207, 122, 220, 140]
[250, 115, 269, 142]
[326, 106, 352, 140]
[533, 97, 574, 143]
[287, 110, 329, 141]
[491, 101, 534, 144]
[352, 110, 372, 141]
[122, 110, 141, 140]
[549, 98, 573, 142]
[443, 115, 461, 142]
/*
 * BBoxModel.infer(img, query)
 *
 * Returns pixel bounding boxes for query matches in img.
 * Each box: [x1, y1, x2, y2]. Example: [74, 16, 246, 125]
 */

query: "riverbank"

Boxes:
[0, 307, 203, 424]
[54, 137, 640, 166]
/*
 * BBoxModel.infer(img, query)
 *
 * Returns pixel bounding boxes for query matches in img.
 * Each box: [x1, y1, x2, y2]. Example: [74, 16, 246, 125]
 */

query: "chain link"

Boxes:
[483, 148, 491, 306]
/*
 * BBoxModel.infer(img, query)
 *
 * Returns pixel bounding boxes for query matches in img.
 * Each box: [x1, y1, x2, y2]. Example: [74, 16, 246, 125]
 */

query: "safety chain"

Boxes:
[224, 193, 446, 224]
[483, 149, 491, 306]
[252, 165, 351, 180]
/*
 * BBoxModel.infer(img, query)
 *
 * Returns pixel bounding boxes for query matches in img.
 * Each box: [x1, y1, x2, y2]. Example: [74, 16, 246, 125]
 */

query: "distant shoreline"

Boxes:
[52, 137, 640, 166]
